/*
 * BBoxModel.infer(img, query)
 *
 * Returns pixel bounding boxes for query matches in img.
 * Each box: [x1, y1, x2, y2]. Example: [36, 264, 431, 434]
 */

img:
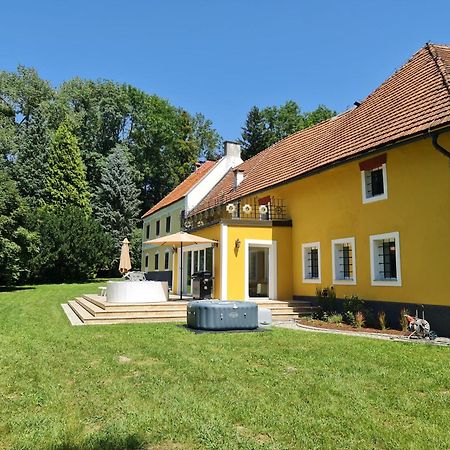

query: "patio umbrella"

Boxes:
[145, 231, 217, 300]
[119, 238, 132, 274]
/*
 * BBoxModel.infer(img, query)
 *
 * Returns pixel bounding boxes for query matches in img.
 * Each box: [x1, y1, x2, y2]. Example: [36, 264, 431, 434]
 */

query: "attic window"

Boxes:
[360, 154, 388, 204]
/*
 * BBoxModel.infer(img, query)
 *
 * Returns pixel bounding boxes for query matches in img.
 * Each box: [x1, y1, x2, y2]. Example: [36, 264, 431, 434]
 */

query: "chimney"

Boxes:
[224, 141, 241, 159]
[233, 168, 244, 189]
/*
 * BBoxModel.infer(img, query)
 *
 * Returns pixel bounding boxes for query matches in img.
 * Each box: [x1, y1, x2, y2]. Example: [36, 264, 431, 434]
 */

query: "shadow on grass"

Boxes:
[55, 433, 146, 450]
[0, 286, 35, 293]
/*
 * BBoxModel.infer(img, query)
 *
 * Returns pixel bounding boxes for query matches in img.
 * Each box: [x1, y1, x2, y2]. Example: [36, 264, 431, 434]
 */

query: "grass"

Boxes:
[0, 282, 449, 450]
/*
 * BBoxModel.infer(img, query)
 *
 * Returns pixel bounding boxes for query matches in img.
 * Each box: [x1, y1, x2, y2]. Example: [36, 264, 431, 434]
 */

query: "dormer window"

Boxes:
[360, 154, 388, 204]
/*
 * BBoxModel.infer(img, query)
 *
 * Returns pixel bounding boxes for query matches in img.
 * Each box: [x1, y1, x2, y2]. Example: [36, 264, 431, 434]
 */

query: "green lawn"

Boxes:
[0, 282, 449, 450]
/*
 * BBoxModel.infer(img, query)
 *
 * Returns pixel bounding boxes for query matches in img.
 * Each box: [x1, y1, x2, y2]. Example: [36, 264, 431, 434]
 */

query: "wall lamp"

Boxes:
[234, 238, 241, 249]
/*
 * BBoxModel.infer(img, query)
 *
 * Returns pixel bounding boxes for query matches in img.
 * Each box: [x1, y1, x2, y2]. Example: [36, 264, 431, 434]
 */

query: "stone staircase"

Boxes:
[65, 295, 316, 325]
[285, 299, 319, 317]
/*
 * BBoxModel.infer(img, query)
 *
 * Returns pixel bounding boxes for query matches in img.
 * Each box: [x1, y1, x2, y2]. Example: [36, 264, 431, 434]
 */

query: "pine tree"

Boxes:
[14, 107, 50, 201]
[240, 102, 336, 160]
[43, 122, 91, 211]
[93, 144, 141, 257]
[239, 106, 270, 160]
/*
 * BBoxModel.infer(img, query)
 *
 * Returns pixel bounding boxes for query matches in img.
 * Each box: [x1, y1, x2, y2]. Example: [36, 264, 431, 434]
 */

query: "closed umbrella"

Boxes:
[119, 238, 132, 274]
[145, 231, 217, 300]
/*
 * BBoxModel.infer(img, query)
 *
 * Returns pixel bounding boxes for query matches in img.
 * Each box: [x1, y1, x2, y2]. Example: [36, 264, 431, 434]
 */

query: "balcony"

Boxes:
[183, 196, 290, 230]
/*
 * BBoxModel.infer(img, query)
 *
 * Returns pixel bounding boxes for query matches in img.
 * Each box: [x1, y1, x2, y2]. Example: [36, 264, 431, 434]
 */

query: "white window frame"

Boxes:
[361, 163, 388, 204]
[164, 249, 170, 271]
[302, 242, 321, 283]
[332, 237, 356, 285]
[154, 252, 159, 271]
[369, 232, 401, 286]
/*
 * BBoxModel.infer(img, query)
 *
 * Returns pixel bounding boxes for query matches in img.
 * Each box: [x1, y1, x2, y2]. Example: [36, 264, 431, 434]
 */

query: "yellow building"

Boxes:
[178, 43, 450, 335]
[141, 143, 243, 288]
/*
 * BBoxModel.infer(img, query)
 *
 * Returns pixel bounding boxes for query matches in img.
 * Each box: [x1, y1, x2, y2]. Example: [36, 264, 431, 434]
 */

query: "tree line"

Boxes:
[0, 66, 334, 285]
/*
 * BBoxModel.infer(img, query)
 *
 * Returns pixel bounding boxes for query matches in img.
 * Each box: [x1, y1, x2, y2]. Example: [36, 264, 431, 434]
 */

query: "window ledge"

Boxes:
[371, 279, 402, 287]
[332, 279, 356, 286]
[303, 278, 321, 284]
[362, 193, 388, 204]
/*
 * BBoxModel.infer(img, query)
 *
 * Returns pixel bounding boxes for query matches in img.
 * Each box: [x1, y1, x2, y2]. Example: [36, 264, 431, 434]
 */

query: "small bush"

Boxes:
[378, 311, 387, 330]
[343, 311, 356, 326]
[400, 308, 410, 332]
[354, 311, 365, 328]
[316, 286, 337, 315]
[343, 295, 365, 314]
[326, 314, 343, 324]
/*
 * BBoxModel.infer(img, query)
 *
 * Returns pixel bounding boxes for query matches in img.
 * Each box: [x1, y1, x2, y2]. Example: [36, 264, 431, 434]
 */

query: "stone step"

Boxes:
[68, 300, 95, 323]
[76, 298, 187, 319]
[83, 294, 188, 312]
[76, 297, 186, 318]
[68, 300, 186, 325]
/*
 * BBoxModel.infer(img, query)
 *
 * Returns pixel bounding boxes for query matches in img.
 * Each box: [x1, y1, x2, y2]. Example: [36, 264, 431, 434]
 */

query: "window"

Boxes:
[146, 224, 150, 240]
[370, 232, 401, 286]
[145, 255, 149, 270]
[166, 216, 171, 233]
[156, 220, 160, 236]
[332, 237, 356, 285]
[360, 154, 388, 203]
[154, 253, 159, 271]
[164, 251, 170, 270]
[302, 242, 321, 283]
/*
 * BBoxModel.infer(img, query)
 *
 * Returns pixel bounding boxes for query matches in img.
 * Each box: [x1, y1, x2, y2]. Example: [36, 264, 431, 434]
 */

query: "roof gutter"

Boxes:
[431, 131, 450, 159]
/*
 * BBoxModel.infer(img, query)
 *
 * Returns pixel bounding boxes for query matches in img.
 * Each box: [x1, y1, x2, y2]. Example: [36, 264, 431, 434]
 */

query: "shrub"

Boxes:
[343, 295, 365, 314]
[355, 311, 365, 328]
[326, 314, 343, 324]
[343, 311, 356, 326]
[378, 311, 387, 330]
[316, 286, 337, 315]
[400, 308, 410, 332]
[30, 206, 113, 282]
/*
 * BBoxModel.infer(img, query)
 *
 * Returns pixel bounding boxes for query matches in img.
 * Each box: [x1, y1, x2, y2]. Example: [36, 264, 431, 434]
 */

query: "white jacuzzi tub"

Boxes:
[106, 280, 169, 304]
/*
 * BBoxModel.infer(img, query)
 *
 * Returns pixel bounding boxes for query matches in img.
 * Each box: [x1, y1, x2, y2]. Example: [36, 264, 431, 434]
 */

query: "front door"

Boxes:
[248, 246, 269, 298]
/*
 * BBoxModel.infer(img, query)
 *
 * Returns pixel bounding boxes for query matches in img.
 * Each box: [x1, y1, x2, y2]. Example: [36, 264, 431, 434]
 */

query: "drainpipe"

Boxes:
[431, 132, 450, 159]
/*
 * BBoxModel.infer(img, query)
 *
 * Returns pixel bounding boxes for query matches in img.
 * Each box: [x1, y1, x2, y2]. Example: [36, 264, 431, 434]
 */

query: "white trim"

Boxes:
[185, 154, 243, 213]
[302, 242, 321, 284]
[369, 231, 402, 287]
[361, 163, 388, 204]
[331, 237, 356, 285]
[244, 239, 277, 301]
[176, 247, 181, 295]
[220, 224, 228, 300]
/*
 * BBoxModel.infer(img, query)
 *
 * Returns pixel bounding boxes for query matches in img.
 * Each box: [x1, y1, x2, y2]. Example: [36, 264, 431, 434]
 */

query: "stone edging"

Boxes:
[274, 321, 450, 347]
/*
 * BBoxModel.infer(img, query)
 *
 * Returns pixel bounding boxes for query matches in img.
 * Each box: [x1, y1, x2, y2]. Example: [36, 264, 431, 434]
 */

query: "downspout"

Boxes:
[431, 132, 450, 159]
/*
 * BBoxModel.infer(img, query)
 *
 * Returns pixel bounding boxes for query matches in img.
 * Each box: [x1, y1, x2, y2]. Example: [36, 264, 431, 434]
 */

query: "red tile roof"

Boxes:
[142, 160, 217, 218]
[191, 43, 450, 215]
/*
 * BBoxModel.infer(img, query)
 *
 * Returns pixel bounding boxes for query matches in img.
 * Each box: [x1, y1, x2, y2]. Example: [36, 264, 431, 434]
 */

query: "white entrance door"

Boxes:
[245, 240, 277, 300]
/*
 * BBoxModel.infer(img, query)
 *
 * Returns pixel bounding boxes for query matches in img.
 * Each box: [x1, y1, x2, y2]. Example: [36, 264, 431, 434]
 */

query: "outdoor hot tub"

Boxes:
[106, 280, 168, 304]
[187, 300, 258, 330]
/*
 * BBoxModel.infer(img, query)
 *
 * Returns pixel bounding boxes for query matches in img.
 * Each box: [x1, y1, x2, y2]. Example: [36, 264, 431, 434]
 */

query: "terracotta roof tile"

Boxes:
[142, 160, 217, 218]
[191, 43, 450, 215]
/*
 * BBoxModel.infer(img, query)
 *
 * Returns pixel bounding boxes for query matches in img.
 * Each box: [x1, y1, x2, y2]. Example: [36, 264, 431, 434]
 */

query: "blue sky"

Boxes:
[1, 0, 449, 141]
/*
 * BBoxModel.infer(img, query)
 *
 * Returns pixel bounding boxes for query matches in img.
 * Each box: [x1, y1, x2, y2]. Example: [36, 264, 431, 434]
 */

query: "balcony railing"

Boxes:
[183, 196, 289, 230]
